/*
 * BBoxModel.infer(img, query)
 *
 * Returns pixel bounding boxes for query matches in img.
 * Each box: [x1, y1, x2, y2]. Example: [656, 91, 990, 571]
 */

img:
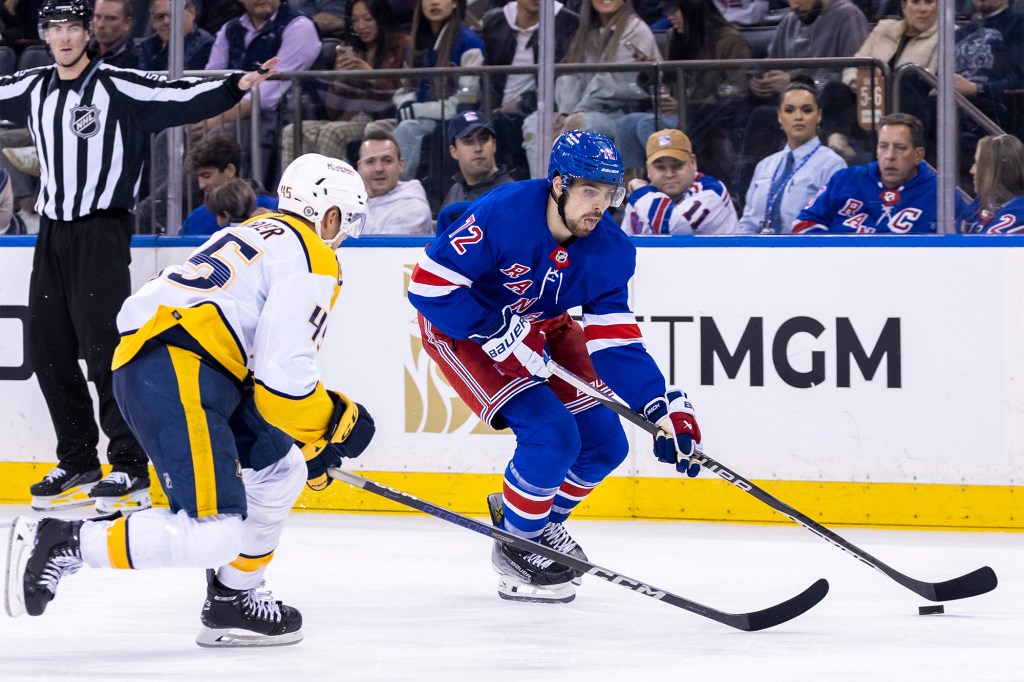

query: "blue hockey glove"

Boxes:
[303, 393, 376, 491]
[471, 309, 550, 379]
[642, 389, 702, 477]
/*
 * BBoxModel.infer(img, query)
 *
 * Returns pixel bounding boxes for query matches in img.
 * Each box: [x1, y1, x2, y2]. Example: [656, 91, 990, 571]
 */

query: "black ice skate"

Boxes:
[541, 521, 589, 586]
[486, 493, 576, 603]
[89, 470, 152, 515]
[29, 466, 102, 511]
[196, 570, 303, 648]
[4, 517, 84, 618]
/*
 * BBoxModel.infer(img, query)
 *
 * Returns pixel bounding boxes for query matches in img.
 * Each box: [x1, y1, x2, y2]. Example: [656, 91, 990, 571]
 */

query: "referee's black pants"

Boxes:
[26, 211, 147, 476]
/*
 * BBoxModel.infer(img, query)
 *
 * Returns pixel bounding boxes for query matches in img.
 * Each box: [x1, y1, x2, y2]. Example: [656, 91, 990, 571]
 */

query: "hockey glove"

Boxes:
[302, 391, 376, 491]
[397, 101, 417, 121]
[642, 389, 702, 477]
[471, 309, 551, 380]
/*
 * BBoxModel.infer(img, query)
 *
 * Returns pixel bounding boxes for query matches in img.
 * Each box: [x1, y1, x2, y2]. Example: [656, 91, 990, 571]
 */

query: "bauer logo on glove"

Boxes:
[642, 388, 702, 477]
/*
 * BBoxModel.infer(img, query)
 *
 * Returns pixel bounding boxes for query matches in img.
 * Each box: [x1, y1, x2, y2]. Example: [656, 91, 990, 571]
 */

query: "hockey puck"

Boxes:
[918, 605, 944, 615]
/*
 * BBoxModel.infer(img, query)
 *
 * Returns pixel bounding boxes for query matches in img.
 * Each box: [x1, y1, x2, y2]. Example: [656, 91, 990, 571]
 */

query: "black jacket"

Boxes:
[480, 6, 578, 111]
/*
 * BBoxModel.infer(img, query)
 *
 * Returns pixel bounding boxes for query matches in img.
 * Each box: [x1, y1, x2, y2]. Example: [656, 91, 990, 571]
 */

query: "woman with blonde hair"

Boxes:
[959, 134, 1024, 234]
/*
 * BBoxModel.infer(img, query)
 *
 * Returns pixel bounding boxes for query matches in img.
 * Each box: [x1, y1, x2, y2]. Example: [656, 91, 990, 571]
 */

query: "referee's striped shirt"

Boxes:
[0, 57, 245, 221]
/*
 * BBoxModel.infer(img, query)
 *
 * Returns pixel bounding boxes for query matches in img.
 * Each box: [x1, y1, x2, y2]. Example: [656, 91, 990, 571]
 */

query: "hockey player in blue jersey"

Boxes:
[408, 130, 703, 603]
[793, 113, 963, 234]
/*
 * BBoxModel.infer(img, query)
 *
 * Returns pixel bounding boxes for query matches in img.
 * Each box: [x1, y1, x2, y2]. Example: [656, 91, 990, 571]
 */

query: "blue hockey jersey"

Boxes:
[958, 196, 1024, 234]
[408, 179, 667, 410]
[793, 161, 963, 234]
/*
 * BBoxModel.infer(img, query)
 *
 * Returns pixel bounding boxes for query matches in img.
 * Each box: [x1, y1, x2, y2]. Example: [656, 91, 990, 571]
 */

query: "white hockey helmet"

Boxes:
[277, 153, 368, 248]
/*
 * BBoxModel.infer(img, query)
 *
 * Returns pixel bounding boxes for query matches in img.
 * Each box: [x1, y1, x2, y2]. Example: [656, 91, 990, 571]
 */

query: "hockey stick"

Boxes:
[328, 467, 828, 631]
[547, 360, 998, 603]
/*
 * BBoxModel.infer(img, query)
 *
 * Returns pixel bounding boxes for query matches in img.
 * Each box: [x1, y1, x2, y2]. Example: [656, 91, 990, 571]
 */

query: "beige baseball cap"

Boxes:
[646, 129, 693, 163]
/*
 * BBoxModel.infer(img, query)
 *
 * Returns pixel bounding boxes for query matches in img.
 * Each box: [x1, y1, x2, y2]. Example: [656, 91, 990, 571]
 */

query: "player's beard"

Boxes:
[565, 212, 602, 238]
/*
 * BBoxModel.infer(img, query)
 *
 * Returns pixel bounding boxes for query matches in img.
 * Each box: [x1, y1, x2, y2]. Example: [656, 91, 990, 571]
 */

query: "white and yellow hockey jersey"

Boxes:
[113, 212, 342, 445]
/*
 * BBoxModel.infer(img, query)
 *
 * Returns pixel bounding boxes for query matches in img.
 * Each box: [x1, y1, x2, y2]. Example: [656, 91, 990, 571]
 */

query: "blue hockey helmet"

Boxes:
[547, 129, 625, 188]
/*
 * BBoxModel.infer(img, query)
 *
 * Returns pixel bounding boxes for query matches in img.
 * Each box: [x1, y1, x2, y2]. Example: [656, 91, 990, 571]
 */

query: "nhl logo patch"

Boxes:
[69, 104, 100, 138]
[880, 189, 900, 206]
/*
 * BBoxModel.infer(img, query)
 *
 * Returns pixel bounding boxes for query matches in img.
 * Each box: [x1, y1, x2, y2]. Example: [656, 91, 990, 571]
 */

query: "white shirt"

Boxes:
[738, 138, 847, 235]
[364, 180, 433, 235]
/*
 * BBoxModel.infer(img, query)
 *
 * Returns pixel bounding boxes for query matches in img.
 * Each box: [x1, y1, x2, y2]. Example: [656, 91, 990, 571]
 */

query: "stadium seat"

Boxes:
[16, 45, 53, 71]
[741, 26, 777, 60]
[0, 46, 15, 76]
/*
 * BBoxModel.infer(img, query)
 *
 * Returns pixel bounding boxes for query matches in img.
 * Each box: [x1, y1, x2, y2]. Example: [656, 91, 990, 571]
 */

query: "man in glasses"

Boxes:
[442, 110, 514, 207]
[409, 129, 705, 604]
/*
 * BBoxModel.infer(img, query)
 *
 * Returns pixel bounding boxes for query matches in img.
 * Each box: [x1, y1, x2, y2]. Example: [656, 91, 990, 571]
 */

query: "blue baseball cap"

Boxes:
[447, 110, 495, 146]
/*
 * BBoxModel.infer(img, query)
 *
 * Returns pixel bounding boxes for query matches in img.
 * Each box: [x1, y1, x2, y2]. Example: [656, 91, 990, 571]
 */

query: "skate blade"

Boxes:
[195, 626, 304, 648]
[4, 517, 38, 618]
[94, 491, 152, 515]
[30, 485, 97, 512]
[496, 576, 575, 604]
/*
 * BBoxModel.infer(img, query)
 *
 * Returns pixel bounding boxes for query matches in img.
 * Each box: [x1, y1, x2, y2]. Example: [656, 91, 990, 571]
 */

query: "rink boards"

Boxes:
[0, 234, 1020, 529]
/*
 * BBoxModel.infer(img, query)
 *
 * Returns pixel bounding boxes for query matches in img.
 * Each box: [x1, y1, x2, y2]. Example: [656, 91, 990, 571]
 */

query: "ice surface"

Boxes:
[1, 505, 1019, 681]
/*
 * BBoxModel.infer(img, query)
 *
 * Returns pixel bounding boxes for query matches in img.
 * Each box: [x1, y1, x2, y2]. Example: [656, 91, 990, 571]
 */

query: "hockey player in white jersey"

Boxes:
[621, 129, 739, 235]
[4, 154, 376, 648]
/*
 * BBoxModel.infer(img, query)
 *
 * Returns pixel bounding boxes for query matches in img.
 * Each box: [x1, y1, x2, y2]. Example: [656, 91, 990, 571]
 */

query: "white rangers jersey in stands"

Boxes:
[621, 173, 739, 235]
[958, 197, 1024, 234]
[408, 179, 667, 409]
[793, 161, 963, 234]
[112, 212, 342, 444]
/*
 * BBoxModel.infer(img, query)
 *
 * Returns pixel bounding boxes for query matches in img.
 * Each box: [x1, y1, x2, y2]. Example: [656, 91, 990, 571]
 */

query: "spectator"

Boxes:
[953, 0, 1024, 171]
[959, 133, 1024, 233]
[138, 0, 215, 71]
[831, 0, 938, 163]
[616, 0, 750, 180]
[291, 0, 348, 38]
[714, 0, 769, 25]
[522, 0, 657, 178]
[90, 0, 140, 68]
[480, 0, 579, 178]
[356, 127, 433, 233]
[621, 128, 740, 234]
[391, 0, 485, 180]
[180, 133, 280, 236]
[204, 177, 274, 227]
[442, 110, 514, 206]
[755, 0, 868, 96]
[282, 0, 409, 166]
[0, 0, 44, 57]
[738, 80, 846, 233]
[203, 0, 322, 187]
[793, 113, 963, 233]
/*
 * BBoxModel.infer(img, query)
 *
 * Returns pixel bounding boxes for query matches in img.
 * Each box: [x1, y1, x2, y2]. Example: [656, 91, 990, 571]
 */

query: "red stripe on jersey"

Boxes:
[583, 324, 643, 341]
[791, 220, 821, 234]
[411, 264, 459, 287]
[502, 482, 554, 516]
[652, 197, 670, 234]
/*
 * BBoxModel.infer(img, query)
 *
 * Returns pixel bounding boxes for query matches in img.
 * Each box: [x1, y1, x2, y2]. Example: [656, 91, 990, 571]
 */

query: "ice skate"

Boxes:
[4, 517, 84, 618]
[486, 493, 576, 603]
[29, 466, 101, 511]
[89, 470, 152, 514]
[196, 570, 303, 648]
[541, 521, 588, 586]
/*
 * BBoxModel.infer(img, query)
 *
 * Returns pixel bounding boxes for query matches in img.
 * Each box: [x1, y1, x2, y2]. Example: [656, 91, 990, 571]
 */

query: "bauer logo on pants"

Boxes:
[70, 105, 100, 138]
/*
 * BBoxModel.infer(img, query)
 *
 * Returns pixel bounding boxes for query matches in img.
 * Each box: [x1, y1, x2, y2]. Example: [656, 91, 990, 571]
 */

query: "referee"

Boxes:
[0, 0, 279, 513]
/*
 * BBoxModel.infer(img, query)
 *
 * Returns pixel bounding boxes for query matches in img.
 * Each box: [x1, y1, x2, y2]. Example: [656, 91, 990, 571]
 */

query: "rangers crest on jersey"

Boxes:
[69, 104, 100, 138]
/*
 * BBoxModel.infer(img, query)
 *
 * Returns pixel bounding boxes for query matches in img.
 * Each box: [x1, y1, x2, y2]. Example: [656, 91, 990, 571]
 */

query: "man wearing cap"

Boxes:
[442, 111, 515, 208]
[621, 129, 740, 235]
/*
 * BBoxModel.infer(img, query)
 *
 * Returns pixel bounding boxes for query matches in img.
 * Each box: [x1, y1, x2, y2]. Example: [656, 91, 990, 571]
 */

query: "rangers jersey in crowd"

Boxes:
[958, 197, 1024, 234]
[621, 173, 739, 235]
[793, 161, 963, 234]
[408, 179, 667, 410]
[112, 213, 342, 445]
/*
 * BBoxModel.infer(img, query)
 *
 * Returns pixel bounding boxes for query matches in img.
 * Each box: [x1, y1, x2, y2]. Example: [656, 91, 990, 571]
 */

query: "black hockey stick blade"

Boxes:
[328, 467, 828, 631]
[546, 360, 999, 603]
